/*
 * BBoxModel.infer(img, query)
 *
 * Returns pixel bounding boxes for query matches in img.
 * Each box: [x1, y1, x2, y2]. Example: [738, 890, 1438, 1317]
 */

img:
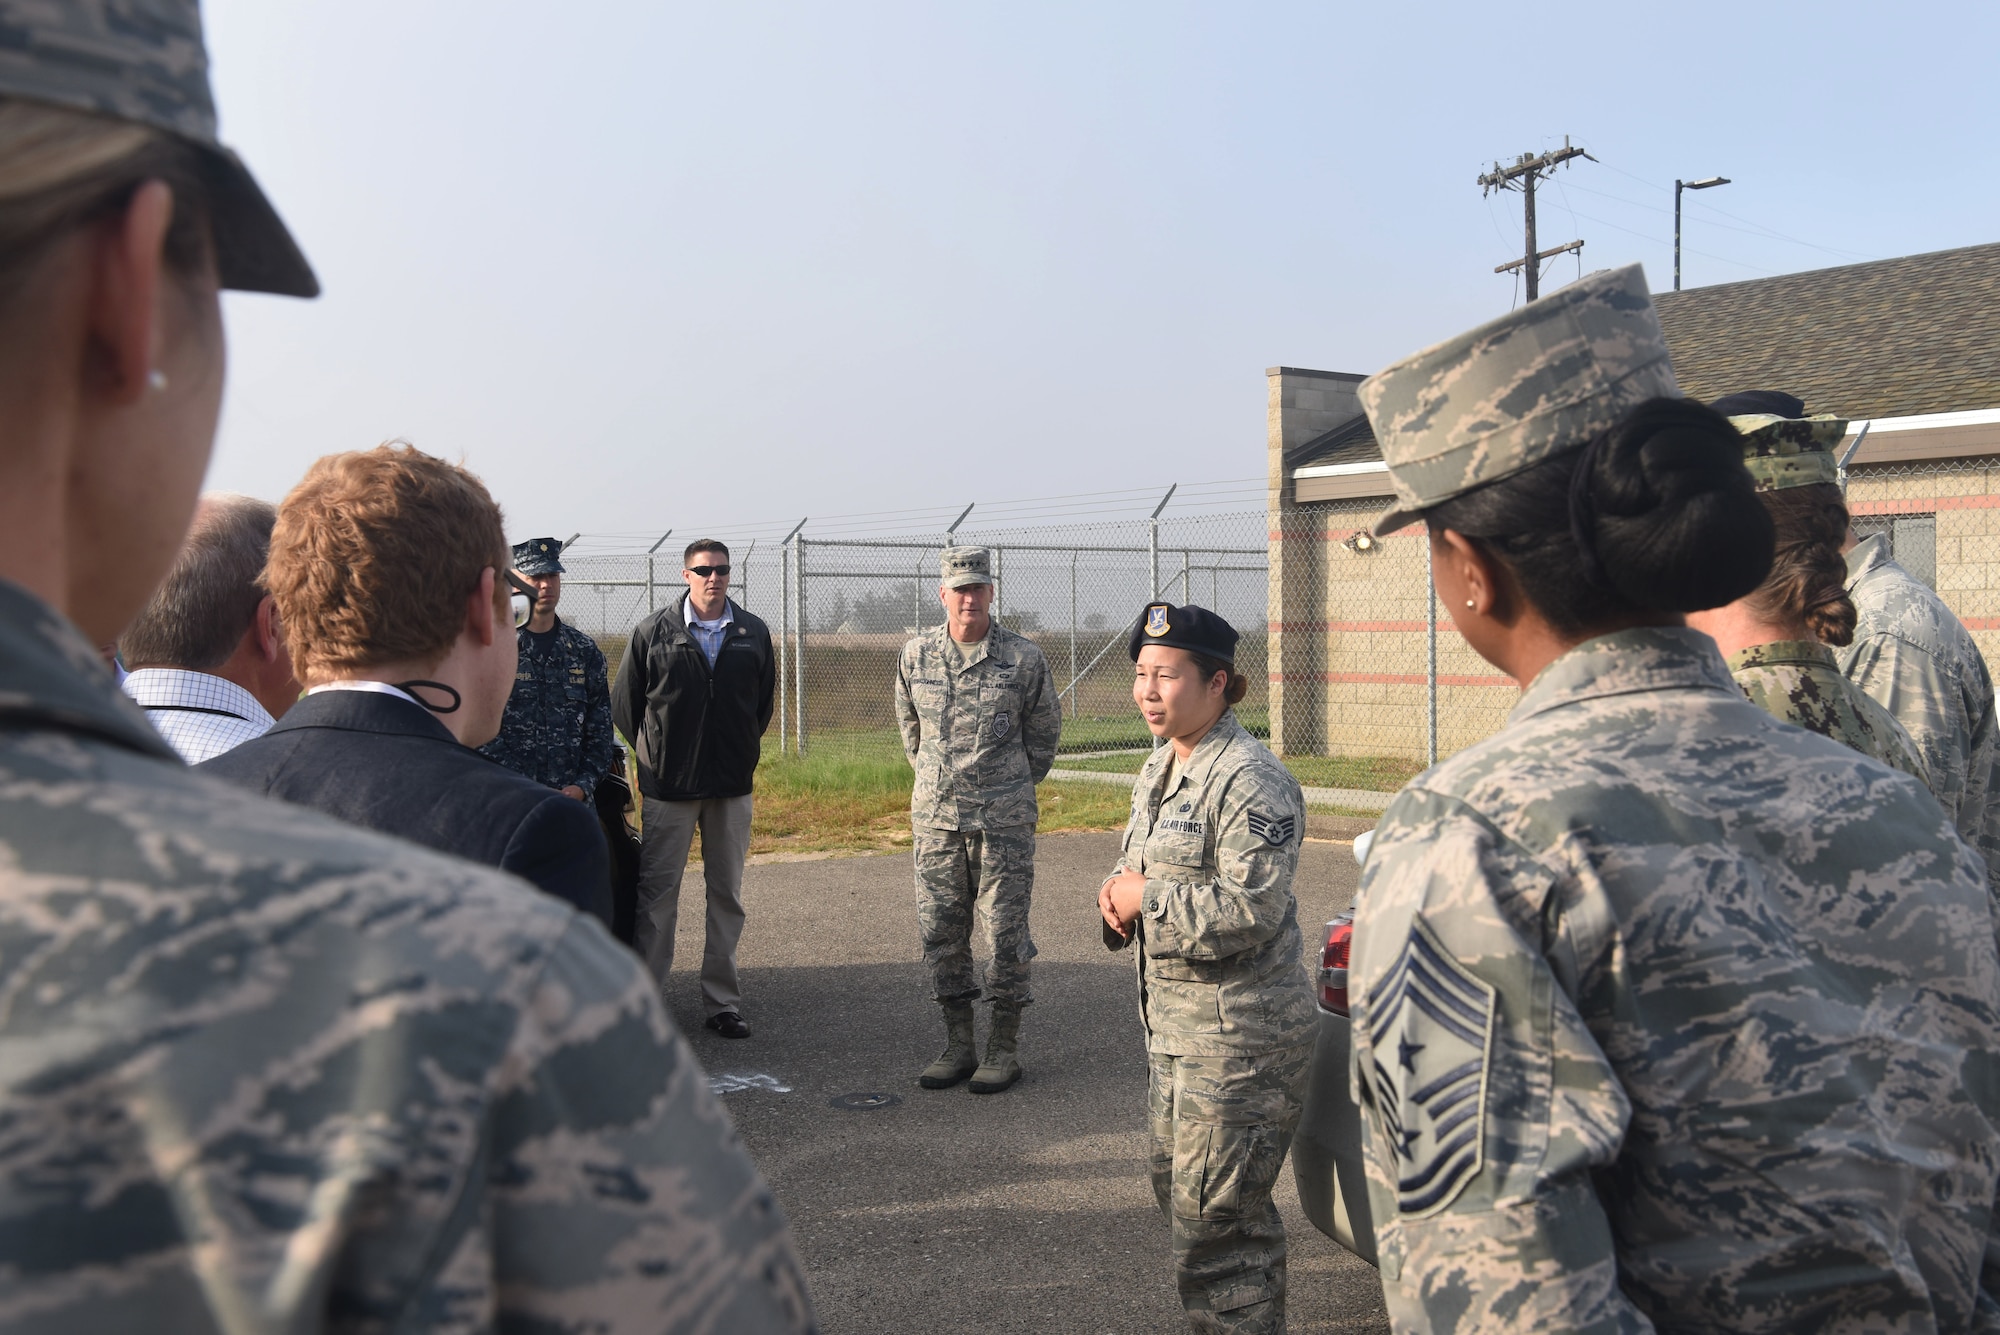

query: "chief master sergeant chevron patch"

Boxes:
[1365, 919, 1495, 1219]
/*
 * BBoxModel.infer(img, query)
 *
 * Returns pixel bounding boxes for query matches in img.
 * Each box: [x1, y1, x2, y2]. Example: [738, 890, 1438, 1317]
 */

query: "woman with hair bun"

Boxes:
[1347, 265, 2000, 1333]
[1681, 394, 1929, 786]
[1099, 601, 1314, 1334]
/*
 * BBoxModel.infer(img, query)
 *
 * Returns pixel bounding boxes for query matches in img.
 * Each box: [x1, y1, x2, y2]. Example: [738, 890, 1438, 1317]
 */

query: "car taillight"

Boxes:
[1319, 914, 1353, 1016]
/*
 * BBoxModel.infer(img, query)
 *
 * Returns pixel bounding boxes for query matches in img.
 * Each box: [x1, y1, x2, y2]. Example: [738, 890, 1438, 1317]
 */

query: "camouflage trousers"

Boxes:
[911, 823, 1037, 1007]
[1148, 1045, 1312, 1334]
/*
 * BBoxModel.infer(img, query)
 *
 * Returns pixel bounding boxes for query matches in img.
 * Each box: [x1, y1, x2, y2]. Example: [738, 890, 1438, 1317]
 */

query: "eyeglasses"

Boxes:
[505, 570, 537, 628]
[687, 565, 732, 578]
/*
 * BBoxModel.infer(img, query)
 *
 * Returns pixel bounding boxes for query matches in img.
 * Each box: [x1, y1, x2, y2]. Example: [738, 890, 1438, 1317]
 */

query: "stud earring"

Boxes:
[1465, 599, 1475, 608]
[147, 369, 168, 392]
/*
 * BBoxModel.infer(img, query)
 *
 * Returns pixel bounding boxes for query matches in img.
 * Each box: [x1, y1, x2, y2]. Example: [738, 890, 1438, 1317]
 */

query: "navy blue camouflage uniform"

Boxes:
[481, 616, 618, 798]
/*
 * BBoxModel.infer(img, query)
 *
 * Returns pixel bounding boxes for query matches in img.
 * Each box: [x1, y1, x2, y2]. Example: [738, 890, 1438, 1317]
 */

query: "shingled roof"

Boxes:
[1653, 240, 2000, 420]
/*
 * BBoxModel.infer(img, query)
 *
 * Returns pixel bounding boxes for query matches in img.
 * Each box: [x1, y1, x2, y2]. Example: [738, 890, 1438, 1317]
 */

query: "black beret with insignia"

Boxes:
[1127, 602, 1239, 664]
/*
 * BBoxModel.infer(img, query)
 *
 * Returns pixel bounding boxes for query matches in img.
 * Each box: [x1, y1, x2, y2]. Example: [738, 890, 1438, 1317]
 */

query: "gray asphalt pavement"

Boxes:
[661, 829, 1390, 1334]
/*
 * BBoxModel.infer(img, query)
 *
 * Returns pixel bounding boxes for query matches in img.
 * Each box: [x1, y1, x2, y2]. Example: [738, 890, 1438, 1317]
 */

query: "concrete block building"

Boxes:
[1267, 239, 2000, 763]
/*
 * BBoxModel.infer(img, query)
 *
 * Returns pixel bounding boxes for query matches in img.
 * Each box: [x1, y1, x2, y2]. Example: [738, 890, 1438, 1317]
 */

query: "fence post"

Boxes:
[794, 534, 808, 756]
[779, 542, 790, 755]
[1181, 549, 1190, 601]
[1148, 484, 1177, 596]
[1069, 550, 1078, 720]
[645, 529, 673, 617]
[1425, 536, 1438, 767]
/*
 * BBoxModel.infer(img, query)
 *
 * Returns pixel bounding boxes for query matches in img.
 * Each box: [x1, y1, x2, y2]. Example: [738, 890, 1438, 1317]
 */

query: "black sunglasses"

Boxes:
[687, 564, 732, 578]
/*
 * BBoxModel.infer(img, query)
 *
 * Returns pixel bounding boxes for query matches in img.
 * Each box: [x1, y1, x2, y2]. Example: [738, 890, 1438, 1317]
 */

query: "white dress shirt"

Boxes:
[122, 668, 276, 765]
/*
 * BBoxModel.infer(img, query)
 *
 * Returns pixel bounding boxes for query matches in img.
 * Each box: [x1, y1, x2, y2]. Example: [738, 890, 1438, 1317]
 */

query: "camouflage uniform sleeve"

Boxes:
[471, 917, 817, 1333]
[570, 636, 617, 798]
[894, 643, 920, 766]
[1140, 760, 1304, 961]
[1022, 647, 1062, 783]
[1350, 790, 1641, 1333]
[1846, 629, 1971, 821]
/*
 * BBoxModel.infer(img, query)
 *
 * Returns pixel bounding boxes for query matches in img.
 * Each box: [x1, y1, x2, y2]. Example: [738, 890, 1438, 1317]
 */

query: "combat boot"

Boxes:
[918, 1001, 978, 1089]
[968, 1003, 1022, 1094]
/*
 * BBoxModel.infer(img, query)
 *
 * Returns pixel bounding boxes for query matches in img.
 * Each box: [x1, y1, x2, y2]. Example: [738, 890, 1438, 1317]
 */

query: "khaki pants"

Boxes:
[1149, 1045, 1312, 1334]
[635, 794, 754, 1017]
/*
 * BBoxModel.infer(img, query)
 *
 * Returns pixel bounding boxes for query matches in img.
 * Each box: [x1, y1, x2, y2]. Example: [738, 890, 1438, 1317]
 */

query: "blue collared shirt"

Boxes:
[686, 595, 734, 667]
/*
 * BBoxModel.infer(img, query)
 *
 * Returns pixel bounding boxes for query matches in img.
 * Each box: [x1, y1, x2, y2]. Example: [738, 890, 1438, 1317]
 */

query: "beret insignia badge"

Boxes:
[1145, 605, 1170, 637]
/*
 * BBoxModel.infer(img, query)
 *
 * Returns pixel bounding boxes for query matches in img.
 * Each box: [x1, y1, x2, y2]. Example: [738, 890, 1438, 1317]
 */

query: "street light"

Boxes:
[1674, 176, 1731, 291]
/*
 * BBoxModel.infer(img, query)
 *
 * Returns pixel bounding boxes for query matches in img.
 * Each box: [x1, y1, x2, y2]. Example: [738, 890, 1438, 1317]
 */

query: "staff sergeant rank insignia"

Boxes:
[1365, 920, 1495, 1218]
[1245, 810, 1295, 845]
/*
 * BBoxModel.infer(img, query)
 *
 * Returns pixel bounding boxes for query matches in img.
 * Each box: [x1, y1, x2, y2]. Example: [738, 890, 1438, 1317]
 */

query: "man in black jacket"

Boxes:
[201, 446, 610, 925]
[613, 539, 775, 1038]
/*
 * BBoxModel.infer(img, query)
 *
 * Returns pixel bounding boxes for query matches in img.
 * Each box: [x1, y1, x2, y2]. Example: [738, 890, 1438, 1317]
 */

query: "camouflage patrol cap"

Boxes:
[1128, 601, 1237, 664]
[939, 545, 992, 589]
[1727, 414, 1849, 491]
[512, 537, 565, 576]
[0, 0, 318, 297]
[1360, 263, 1678, 535]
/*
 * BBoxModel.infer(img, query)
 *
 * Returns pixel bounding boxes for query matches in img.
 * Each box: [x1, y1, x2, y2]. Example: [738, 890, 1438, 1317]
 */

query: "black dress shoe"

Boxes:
[705, 1011, 751, 1040]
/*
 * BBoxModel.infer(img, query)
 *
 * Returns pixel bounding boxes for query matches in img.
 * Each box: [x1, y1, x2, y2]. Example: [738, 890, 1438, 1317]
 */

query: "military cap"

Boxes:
[1359, 263, 1679, 535]
[0, 0, 317, 298]
[1708, 393, 1849, 491]
[1711, 390, 1805, 419]
[940, 545, 992, 589]
[1128, 601, 1238, 664]
[512, 537, 565, 576]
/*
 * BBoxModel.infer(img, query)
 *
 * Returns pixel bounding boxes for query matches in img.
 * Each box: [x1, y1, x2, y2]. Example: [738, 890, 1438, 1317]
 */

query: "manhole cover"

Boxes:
[829, 1092, 902, 1111]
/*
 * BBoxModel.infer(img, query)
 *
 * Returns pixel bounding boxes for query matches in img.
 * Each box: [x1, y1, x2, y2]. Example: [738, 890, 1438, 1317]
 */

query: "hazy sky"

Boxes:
[202, 1, 1999, 549]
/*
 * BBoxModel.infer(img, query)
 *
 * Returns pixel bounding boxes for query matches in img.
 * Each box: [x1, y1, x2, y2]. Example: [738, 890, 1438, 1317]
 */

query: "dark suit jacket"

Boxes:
[198, 689, 611, 924]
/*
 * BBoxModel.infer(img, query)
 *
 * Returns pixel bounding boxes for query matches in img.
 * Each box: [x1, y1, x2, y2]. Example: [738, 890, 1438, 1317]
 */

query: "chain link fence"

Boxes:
[555, 455, 2000, 781]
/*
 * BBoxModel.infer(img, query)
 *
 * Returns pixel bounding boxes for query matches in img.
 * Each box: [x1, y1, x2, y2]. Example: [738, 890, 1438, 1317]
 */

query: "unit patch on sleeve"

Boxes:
[1365, 919, 1495, 1219]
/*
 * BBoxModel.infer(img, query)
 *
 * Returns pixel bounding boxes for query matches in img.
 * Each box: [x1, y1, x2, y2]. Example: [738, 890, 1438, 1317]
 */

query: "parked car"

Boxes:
[1291, 833, 1377, 1264]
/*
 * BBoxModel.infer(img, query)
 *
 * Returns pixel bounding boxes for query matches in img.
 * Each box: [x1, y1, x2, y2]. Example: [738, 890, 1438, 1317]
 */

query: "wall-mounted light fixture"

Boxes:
[1342, 531, 1377, 554]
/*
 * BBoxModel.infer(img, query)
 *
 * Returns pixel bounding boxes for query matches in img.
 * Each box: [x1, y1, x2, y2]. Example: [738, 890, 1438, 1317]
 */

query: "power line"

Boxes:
[1559, 205, 1779, 277]
[1586, 159, 1877, 263]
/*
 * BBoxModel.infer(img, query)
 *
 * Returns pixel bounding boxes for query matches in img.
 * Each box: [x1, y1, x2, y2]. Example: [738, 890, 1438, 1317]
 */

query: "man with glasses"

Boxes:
[201, 449, 611, 926]
[613, 539, 776, 1039]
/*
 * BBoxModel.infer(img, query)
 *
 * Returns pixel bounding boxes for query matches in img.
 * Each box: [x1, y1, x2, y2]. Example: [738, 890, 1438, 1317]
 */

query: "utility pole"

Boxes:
[1478, 135, 1595, 301]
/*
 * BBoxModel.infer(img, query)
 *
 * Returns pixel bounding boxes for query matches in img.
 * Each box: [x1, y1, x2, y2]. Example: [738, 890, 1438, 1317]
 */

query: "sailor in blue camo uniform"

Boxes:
[481, 536, 618, 800]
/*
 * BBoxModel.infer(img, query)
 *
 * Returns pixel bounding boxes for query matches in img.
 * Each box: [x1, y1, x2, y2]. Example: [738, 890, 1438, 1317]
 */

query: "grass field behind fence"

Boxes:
[604, 648, 1414, 857]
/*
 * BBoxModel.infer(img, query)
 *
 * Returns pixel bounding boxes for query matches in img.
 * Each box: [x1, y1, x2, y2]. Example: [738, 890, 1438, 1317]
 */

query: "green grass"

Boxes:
[715, 732, 1137, 857]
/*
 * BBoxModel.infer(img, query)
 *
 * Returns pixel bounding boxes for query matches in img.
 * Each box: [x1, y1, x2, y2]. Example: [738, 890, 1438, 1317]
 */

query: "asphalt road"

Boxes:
[661, 829, 1390, 1335]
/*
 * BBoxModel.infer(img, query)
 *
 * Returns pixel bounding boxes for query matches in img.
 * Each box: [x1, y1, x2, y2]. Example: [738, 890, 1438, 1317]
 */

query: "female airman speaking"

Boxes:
[1100, 602, 1315, 1335]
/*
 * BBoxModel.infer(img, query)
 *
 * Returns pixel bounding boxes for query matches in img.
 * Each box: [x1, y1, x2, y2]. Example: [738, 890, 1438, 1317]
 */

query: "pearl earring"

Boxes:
[1465, 599, 1475, 608]
[147, 369, 168, 392]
